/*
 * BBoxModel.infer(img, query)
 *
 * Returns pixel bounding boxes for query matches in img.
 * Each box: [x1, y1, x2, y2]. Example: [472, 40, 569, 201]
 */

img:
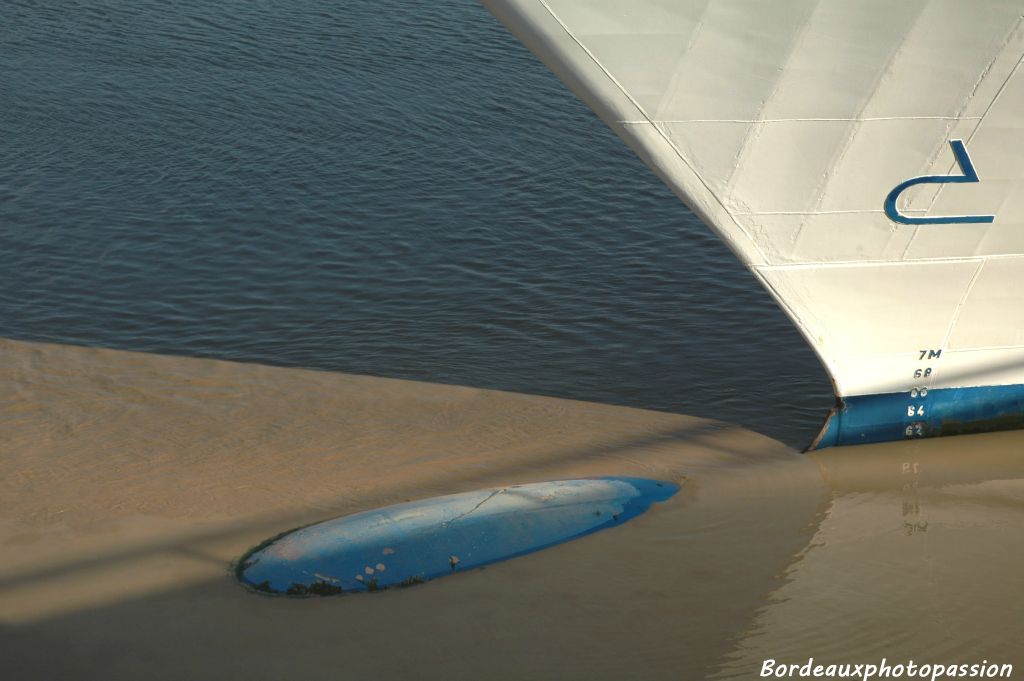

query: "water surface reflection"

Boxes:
[713, 432, 1024, 676]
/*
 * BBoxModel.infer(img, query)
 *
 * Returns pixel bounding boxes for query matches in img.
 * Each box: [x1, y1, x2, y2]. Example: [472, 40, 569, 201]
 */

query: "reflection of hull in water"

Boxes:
[810, 428, 1024, 491]
[713, 432, 1024, 673]
[481, 0, 1024, 448]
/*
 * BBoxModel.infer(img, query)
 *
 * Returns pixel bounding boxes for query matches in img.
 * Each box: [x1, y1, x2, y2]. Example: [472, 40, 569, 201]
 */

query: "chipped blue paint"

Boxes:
[810, 384, 1024, 449]
[884, 139, 995, 225]
[237, 477, 678, 595]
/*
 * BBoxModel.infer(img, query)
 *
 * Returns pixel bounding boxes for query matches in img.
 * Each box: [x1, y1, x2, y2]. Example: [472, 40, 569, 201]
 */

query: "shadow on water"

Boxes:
[1, 423, 824, 681]
[0, 418, 744, 596]
[0, 0, 834, 449]
[5, 404, 1023, 679]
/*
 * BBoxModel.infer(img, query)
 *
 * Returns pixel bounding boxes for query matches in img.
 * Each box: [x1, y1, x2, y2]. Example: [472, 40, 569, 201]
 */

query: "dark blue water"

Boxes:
[1, 0, 831, 447]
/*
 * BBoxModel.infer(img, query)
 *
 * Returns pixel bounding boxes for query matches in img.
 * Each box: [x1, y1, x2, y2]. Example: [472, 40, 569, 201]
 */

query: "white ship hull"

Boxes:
[480, 0, 1024, 447]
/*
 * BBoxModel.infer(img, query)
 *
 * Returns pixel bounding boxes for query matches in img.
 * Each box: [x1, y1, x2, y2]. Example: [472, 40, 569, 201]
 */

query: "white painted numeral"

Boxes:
[904, 423, 925, 437]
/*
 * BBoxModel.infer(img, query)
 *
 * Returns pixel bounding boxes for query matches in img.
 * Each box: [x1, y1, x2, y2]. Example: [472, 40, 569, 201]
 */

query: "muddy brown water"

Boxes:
[2, 339, 1021, 680]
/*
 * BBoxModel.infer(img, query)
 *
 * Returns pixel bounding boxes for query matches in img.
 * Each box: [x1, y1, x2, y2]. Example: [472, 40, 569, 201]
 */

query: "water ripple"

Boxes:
[1, 0, 832, 447]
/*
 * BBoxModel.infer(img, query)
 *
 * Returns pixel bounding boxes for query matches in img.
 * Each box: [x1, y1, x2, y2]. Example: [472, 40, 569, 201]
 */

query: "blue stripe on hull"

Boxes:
[812, 384, 1024, 449]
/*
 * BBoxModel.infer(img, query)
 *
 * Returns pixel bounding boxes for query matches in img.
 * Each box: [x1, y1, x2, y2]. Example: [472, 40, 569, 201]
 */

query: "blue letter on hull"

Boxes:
[884, 139, 995, 225]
